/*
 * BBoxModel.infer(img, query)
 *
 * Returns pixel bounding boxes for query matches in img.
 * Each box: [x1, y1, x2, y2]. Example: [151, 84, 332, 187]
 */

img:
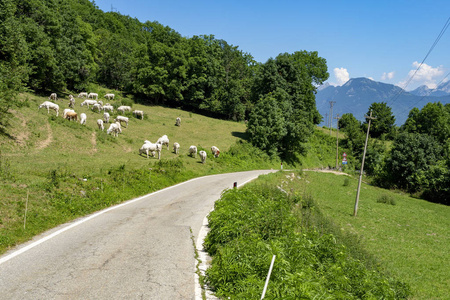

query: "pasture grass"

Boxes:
[297, 171, 450, 300]
[0, 92, 281, 254]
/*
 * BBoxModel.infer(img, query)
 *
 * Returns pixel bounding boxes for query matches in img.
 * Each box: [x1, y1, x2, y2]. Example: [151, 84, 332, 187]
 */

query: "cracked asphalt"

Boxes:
[0, 170, 276, 299]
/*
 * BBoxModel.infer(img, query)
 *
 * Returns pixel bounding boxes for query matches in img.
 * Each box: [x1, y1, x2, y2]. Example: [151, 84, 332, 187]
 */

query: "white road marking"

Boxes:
[0, 175, 206, 265]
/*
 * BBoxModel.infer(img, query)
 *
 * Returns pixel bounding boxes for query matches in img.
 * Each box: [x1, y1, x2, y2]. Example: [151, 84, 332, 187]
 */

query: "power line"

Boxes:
[388, 17, 450, 106]
[406, 71, 450, 111]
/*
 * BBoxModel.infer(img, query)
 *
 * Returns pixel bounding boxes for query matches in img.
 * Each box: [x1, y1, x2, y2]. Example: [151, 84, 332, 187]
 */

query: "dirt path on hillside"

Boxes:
[36, 123, 53, 150]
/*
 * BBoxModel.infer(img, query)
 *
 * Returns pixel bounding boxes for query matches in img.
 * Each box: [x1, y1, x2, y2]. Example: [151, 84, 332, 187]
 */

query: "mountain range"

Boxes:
[315, 78, 450, 126]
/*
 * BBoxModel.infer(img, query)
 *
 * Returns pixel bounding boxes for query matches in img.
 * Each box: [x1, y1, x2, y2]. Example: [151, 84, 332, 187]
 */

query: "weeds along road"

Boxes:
[0, 170, 276, 300]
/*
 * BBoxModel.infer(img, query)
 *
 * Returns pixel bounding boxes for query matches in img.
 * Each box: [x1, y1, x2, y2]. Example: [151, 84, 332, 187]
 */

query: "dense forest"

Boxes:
[0, 0, 327, 122]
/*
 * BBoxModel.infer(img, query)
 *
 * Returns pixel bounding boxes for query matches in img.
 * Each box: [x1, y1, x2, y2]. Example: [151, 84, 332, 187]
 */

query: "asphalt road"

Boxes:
[0, 170, 276, 300]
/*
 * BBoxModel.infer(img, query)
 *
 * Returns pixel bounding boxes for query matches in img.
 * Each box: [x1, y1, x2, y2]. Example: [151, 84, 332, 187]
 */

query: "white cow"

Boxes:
[102, 105, 114, 112]
[103, 112, 110, 123]
[106, 123, 121, 137]
[156, 135, 169, 150]
[114, 116, 129, 127]
[117, 105, 132, 113]
[173, 142, 180, 154]
[92, 103, 103, 112]
[80, 99, 98, 108]
[48, 93, 57, 101]
[104, 93, 115, 100]
[199, 150, 207, 164]
[133, 110, 144, 120]
[38, 101, 59, 116]
[139, 141, 162, 159]
[189, 145, 197, 158]
[87, 92, 98, 99]
[80, 113, 87, 125]
[97, 119, 104, 131]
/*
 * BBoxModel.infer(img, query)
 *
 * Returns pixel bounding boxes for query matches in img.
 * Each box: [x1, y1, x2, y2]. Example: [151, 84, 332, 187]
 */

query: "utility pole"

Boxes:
[353, 111, 376, 217]
[334, 114, 340, 169]
[329, 101, 336, 135]
[324, 113, 328, 128]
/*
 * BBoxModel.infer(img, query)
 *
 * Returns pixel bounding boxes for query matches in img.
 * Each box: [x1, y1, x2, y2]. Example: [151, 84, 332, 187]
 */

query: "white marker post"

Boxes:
[24, 190, 29, 229]
[261, 255, 276, 299]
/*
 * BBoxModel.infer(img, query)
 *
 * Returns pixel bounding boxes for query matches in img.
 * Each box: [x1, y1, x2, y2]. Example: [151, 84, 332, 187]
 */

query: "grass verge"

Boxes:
[203, 171, 410, 299]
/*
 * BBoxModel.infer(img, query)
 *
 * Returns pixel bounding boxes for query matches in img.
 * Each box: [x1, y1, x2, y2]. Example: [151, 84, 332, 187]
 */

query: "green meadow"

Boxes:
[296, 171, 450, 299]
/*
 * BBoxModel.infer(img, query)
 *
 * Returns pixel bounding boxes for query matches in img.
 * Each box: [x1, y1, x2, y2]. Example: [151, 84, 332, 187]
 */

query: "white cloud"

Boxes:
[333, 67, 349, 86]
[368, 77, 374, 81]
[397, 62, 444, 89]
[381, 71, 395, 80]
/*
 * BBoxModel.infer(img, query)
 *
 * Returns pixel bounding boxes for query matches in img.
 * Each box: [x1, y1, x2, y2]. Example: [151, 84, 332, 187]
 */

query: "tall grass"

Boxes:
[204, 172, 410, 299]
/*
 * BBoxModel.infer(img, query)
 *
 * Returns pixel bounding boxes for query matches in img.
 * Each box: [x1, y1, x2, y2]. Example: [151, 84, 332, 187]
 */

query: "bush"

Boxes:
[343, 178, 350, 186]
[377, 194, 396, 205]
[120, 98, 134, 108]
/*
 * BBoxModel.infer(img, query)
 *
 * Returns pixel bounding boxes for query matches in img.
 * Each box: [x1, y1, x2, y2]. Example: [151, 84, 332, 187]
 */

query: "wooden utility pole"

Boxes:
[329, 101, 335, 135]
[353, 111, 376, 217]
[334, 114, 340, 169]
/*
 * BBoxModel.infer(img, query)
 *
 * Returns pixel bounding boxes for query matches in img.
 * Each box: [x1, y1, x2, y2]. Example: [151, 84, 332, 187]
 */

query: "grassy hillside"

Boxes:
[298, 171, 450, 300]
[0, 92, 281, 254]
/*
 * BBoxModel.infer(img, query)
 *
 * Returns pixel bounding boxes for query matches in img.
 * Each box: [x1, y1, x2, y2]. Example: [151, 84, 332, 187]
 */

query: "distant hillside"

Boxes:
[316, 77, 450, 126]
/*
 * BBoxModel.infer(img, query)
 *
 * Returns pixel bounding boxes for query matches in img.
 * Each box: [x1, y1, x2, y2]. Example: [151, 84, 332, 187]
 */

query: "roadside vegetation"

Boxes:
[204, 172, 410, 299]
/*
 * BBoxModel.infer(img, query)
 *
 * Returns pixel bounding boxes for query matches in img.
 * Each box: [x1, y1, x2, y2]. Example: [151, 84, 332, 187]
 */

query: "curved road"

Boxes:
[0, 170, 276, 299]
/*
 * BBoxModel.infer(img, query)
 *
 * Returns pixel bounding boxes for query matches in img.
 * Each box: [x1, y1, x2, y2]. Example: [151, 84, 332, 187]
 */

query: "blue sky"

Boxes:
[95, 0, 450, 91]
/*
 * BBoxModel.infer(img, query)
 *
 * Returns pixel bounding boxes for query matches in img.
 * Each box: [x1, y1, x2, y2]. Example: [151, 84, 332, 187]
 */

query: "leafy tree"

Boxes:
[339, 113, 361, 132]
[365, 102, 396, 139]
[339, 113, 365, 157]
[247, 95, 287, 156]
[402, 107, 420, 133]
[402, 102, 450, 143]
[0, 0, 29, 132]
[383, 132, 443, 192]
[249, 51, 329, 158]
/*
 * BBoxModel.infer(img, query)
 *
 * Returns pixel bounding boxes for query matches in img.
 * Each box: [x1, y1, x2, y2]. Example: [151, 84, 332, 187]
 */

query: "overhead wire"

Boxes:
[395, 71, 450, 122]
[387, 16, 450, 106]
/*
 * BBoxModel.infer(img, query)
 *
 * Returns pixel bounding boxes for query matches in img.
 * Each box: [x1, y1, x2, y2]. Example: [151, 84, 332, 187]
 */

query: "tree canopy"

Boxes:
[248, 52, 329, 158]
[0, 0, 261, 121]
[365, 102, 396, 139]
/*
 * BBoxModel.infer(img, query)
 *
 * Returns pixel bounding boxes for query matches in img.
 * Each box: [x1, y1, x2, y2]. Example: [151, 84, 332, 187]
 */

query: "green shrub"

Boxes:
[377, 194, 396, 205]
[120, 98, 134, 108]
[343, 177, 350, 186]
